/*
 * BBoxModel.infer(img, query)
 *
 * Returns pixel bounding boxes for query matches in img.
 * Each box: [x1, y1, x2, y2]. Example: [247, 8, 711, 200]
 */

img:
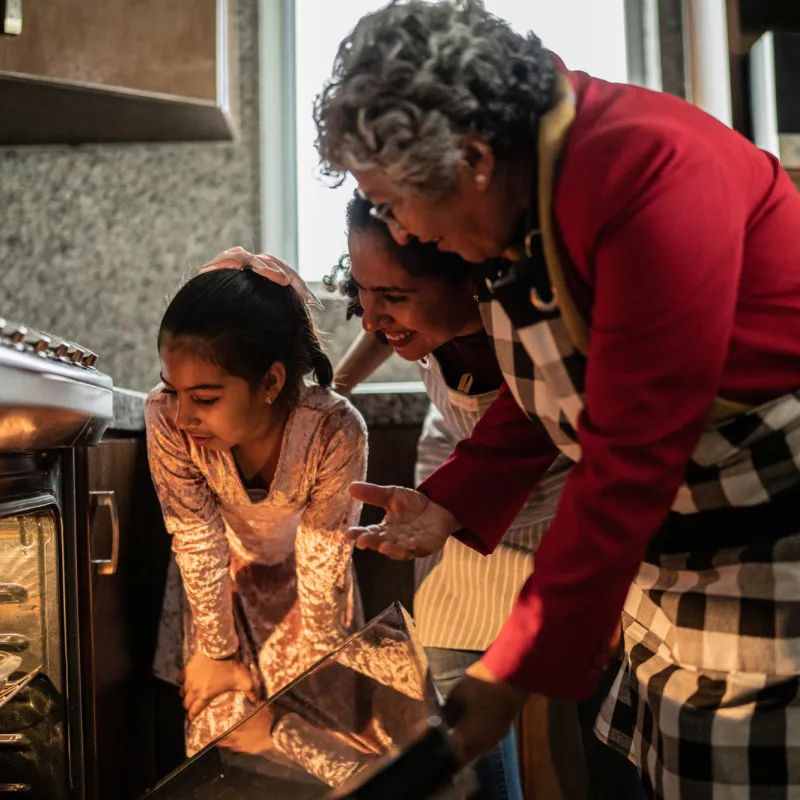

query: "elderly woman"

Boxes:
[313, 1, 800, 798]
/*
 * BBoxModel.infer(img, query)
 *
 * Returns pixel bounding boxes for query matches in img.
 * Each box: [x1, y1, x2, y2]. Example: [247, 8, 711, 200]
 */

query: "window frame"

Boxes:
[258, 0, 660, 276]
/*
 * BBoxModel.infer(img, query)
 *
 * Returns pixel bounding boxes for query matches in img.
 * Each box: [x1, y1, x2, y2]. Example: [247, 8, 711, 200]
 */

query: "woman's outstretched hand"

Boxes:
[346, 482, 458, 560]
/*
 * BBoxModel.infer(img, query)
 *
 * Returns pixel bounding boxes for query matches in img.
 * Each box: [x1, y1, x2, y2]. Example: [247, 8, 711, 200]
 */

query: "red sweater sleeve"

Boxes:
[481, 140, 745, 698]
[418, 382, 559, 554]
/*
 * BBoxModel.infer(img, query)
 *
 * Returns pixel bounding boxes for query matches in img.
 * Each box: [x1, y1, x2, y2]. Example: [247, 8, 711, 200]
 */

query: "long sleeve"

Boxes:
[145, 393, 238, 658]
[295, 409, 367, 656]
[482, 136, 746, 698]
[418, 382, 560, 553]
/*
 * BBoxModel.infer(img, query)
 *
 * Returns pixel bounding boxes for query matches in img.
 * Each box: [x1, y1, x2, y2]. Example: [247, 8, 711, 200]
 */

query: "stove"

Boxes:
[0, 318, 112, 451]
[0, 318, 114, 799]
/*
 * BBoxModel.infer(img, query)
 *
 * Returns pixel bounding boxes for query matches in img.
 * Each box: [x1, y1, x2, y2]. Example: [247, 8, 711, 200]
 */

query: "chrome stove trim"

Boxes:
[0, 346, 112, 450]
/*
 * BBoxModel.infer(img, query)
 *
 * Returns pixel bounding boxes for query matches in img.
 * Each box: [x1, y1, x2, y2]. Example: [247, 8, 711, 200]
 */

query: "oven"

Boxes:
[0, 318, 113, 799]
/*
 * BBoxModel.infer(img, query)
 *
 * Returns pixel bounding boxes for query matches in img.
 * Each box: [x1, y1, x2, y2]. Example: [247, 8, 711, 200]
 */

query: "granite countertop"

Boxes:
[110, 382, 430, 433]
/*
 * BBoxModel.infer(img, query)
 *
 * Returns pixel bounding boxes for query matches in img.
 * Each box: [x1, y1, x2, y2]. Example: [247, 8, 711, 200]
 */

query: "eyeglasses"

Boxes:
[357, 187, 396, 224]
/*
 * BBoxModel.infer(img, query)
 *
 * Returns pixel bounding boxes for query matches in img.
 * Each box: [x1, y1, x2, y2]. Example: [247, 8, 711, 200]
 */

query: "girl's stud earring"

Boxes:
[476, 174, 487, 186]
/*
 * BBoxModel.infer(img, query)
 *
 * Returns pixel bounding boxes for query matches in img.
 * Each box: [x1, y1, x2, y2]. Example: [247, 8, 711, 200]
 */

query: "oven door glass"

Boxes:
[0, 505, 66, 799]
[141, 603, 467, 800]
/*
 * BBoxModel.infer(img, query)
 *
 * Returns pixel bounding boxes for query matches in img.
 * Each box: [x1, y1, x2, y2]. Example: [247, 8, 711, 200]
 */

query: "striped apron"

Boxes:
[413, 351, 569, 652]
[479, 73, 800, 799]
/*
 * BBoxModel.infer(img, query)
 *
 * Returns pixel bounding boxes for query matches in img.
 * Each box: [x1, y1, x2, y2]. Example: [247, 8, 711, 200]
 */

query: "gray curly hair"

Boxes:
[314, 0, 556, 196]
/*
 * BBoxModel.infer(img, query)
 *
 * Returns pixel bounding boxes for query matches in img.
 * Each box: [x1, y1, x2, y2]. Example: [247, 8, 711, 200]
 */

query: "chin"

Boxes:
[441, 241, 486, 264]
[394, 346, 425, 363]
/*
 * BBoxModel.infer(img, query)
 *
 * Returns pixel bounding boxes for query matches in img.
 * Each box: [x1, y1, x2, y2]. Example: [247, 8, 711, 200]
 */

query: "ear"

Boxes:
[459, 135, 496, 193]
[263, 362, 287, 404]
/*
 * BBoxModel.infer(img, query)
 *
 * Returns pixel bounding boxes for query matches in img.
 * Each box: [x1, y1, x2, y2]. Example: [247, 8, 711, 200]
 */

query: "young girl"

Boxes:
[146, 250, 367, 757]
[326, 194, 647, 800]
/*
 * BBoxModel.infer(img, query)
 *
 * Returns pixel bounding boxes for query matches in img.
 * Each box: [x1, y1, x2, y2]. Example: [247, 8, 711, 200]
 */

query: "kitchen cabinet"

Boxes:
[85, 437, 180, 799]
[0, 0, 236, 144]
[726, 0, 800, 187]
[354, 424, 419, 619]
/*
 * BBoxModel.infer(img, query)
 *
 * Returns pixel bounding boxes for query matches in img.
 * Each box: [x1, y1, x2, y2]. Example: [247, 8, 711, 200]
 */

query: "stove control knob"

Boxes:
[68, 345, 85, 364]
[25, 332, 51, 354]
[9, 325, 27, 345]
[50, 339, 70, 359]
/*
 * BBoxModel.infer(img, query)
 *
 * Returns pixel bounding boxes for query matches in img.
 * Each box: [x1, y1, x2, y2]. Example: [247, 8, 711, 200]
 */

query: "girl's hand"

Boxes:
[219, 705, 276, 756]
[180, 650, 260, 720]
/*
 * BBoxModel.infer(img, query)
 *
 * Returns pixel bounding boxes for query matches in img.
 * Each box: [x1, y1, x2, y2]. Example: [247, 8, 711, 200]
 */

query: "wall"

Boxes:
[0, 0, 261, 393]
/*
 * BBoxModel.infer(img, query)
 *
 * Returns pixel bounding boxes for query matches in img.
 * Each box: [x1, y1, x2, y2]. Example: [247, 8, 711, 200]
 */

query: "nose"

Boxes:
[387, 219, 410, 246]
[173, 398, 197, 431]
[360, 295, 391, 334]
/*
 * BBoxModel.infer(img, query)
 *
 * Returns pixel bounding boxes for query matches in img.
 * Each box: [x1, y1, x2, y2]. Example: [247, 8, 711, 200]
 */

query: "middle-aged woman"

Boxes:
[313, 1, 800, 797]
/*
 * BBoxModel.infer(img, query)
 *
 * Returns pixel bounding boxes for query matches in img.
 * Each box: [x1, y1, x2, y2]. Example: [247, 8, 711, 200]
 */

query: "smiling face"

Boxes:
[351, 138, 526, 263]
[158, 345, 276, 450]
[348, 228, 482, 362]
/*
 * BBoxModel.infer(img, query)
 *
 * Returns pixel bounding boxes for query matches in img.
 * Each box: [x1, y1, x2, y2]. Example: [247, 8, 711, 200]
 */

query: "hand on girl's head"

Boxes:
[198, 247, 323, 308]
[199, 247, 291, 286]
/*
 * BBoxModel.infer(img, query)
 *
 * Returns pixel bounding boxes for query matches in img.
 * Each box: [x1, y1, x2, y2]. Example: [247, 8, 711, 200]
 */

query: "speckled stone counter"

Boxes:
[111, 387, 151, 433]
[109, 382, 429, 434]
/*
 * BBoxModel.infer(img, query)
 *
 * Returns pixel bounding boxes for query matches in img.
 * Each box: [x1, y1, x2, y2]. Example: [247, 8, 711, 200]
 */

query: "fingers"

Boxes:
[198, 246, 252, 272]
[187, 694, 210, 722]
[349, 481, 397, 508]
[197, 249, 292, 288]
[346, 526, 387, 549]
[234, 670, 261, 706]
[183, 687, 197, 714]
[250, 254, 292, 286]
[377, 541, 416, 561]
[346, 523, 419, 560]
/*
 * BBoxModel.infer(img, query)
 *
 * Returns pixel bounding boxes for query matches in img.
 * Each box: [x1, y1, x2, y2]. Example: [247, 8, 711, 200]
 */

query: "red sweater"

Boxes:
[419, 69, 800, 699]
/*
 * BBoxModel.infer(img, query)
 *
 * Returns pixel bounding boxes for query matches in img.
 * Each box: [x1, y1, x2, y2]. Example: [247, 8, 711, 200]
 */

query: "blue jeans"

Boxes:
[425, 648, 524, 800]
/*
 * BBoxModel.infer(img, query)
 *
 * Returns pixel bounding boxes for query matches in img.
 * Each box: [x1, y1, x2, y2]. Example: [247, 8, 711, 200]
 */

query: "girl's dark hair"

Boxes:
[159, 269, 333, 405]
[323, 193, 472, 318]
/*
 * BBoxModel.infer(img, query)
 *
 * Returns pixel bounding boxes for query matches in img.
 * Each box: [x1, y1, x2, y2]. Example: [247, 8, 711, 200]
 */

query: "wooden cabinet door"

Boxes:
[87, 437, 173, 800]
[0, 0, 235, 144]
[0, 0, 220, 100]
[354, 425, 420, 620]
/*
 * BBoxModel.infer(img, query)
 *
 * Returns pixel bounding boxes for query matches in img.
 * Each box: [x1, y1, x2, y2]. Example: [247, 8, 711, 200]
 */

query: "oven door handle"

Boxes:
[89, 490, 120, 576]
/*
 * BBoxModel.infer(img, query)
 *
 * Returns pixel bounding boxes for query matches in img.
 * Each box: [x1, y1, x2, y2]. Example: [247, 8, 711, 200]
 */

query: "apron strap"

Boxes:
[494, 71, 753, 424]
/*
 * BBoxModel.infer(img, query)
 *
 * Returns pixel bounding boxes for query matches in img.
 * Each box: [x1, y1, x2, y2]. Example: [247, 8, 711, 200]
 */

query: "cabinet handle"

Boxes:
[89, 491, 120, 576]
[1, 0, 22, 35]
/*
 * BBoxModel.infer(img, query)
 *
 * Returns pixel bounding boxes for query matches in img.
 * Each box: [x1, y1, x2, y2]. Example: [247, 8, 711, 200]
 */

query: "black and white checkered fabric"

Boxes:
[479, 272, 800, 799]
[480, 295, 800, 514]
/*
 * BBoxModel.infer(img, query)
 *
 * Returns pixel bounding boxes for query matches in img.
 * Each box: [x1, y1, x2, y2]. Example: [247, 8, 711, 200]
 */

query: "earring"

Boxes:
[473, 294, 479, 302]
[475, 174, 487, 186]
[267, 396, 273, 405]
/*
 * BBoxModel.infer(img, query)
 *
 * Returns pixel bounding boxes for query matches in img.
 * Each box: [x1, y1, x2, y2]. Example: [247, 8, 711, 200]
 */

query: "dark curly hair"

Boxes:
[159, 269, 332, 406]
[323, 192, 473, 319]
[314, 0, 557, 193]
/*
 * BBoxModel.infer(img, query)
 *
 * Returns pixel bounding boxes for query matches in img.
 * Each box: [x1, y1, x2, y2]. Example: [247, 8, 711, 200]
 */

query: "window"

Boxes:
[261, 0, 630, 283]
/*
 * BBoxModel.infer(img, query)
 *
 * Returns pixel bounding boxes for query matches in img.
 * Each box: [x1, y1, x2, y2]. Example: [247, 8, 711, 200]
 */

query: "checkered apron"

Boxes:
[478, 246, 800, 797]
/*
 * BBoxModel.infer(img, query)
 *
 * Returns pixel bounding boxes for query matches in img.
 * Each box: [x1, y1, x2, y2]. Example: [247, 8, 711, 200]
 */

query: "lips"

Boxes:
[189, 434, 213, 446]
[383, 330, 418, 351]
[384, 331, 414, 344]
